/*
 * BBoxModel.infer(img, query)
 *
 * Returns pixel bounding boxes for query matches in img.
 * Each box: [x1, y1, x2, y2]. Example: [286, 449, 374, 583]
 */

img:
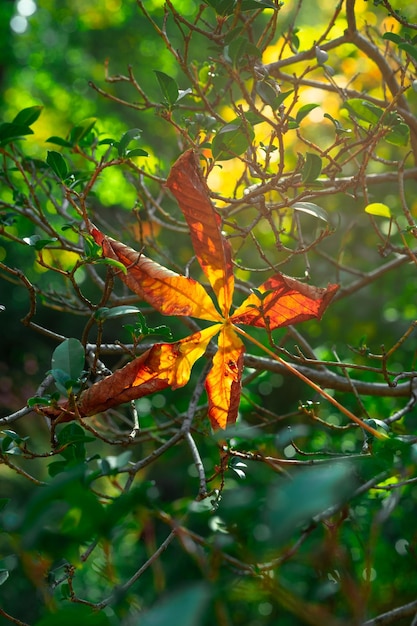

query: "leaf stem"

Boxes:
[233, 325, 386, 439]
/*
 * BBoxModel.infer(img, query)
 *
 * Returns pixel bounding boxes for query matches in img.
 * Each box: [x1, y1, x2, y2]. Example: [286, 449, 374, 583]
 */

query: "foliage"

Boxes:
[1, 1, 417, 625]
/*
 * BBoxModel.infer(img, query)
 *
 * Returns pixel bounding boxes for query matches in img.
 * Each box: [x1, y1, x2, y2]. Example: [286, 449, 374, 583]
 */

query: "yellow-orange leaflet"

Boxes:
[84, 150, 338, 430]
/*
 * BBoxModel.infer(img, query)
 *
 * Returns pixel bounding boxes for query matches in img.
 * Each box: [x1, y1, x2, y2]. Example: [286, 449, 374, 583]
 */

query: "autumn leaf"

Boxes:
[47, 150, 338, 430]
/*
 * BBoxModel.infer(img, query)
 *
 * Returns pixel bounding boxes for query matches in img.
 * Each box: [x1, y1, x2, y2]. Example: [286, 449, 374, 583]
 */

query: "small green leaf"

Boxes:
[0, 570, 9, 586]
[94, 305, 142, 321]
[23, 235, 58, 250]
[139, 584, 210, 626]
[51, 338, 85, 382]
[292, 201, 329, 222]
[382, 32, 403, 44]
[46, 150, 69, 180]
[365, 203, 392, 218]
[301, 153, 322, 183]
[385, 122, 410, 146]
[69, 117, 97, 145]
[398, 42, 417, 62]
[154, 70, 179, 107]
[13, 105, 43, 126]
[227, 37, 261, 67]
[94, 257, 128, 274]
[27, 395, 54, 407]
[315, 47, 329, 65]
[46, 136, 73, 147]
[342, 99, 383, 125]
[256, 81, 280, 108]
[296, 103, 319, 124]
[0, 122, 33, 145]
[324, 112, 350, 134]
[212, 121, 255, 161]
[118, 128, 143, 157]
[274, 89, 294, 107]
[126, 147, 148, 158]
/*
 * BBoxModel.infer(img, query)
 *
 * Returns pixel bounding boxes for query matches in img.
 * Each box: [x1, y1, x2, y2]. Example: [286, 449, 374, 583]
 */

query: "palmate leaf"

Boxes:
[92, 227, 222, 322]
[43, 150, 338, 430]
[231, 274, 339, 330]
[166, 150, 234, 315]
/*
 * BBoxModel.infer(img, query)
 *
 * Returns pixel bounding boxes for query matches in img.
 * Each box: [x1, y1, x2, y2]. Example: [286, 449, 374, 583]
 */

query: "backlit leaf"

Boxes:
[72, 326, 220, 417]
[364, 203, 392, 218]
[49, 152, 339, 430]
[166, 150, 235, 315]
[231, 274, 339, 330]
[92, 227, 222, 321]
[154, 70, 179, 107]
[296, 103, 319, 124]
[206, 325, 244, 429]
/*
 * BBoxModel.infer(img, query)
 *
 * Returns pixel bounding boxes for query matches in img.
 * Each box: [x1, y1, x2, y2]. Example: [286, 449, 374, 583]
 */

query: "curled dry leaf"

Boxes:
[44, 150, 338, 430]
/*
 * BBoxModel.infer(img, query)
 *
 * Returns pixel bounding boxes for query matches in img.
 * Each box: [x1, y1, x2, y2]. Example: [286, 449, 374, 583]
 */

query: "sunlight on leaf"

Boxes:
[365, 203, 392, 218]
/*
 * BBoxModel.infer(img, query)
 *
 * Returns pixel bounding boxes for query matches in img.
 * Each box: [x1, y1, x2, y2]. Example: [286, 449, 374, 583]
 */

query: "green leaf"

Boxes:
[13, 105, 43, 126]
[385, 122, 410, 146]
[365, 202, 392, 218]
[342, 99, 383, 125]
[292, 201, 329, 222]
[94, 305, 142, 321]
[126, 147, 148, 158]
[23, 235, 58, 250]
[266, 462, 356, 545]
[0, 122, 33, 145]
[27, 395, 53, 407]
[227, 37, 261, 67]
[118, 128, 143, 157]
[301, 153, 322, 183]
[99, 451, 132, 475]
[256, 81, 279, 107]
[51, 338, 85, 382]
[58, 423, 94, 446]
[398, 42, 417, 62]
[154, 70, 179, 107]
[382, 32, 403, 44]
[46, 136, 73, 147]
[296, 103, 319, 124]
[315, 47, 329, 65]
[94, 257, 128, 274]
[46, 150, 69, 180]
[0, 569, 9, 586]
[139, 584, 211, 626]
[324, 112, 350, 134]
[273, 89, 294, 108]
[212, 120, 255, 161]
[69, 117, 97, 145]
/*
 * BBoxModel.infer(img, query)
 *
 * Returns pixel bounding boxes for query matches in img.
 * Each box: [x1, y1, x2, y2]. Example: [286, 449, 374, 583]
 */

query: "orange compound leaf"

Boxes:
[165, 324, 222, 388]
[231, 274, 339, 330]
[92, 228, 222, 322]
[166, 150, 234, 316]
[205, 325, 244, 430]
[48, 326, 221, 420]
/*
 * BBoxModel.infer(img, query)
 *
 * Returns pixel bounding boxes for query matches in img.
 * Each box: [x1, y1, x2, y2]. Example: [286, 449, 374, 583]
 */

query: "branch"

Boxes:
[362, 599, 417, 626]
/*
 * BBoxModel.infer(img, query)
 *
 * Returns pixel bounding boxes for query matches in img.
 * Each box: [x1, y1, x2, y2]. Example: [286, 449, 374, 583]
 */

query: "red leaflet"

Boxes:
[58, 150, 338, 429]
